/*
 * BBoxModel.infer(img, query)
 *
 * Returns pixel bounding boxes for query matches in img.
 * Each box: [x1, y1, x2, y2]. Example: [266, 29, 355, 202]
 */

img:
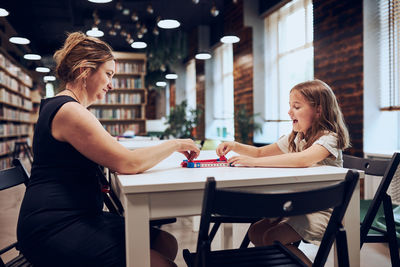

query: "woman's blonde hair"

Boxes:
[53, 32, 114, 86]
[287, 79, 350, 152]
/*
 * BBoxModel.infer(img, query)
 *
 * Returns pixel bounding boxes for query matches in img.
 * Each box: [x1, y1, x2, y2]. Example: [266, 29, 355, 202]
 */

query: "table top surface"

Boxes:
[116, 150, 359, 194]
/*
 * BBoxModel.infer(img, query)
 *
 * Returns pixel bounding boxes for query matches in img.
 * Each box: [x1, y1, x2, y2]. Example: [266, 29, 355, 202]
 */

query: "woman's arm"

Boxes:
[216, 142, 283, 158]
[52, 102, 200, 174]
[228, 144, 331, 168]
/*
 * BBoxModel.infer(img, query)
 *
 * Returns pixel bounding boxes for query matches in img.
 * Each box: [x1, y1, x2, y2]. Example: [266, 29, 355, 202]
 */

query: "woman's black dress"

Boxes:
[17, 96, 125, 267]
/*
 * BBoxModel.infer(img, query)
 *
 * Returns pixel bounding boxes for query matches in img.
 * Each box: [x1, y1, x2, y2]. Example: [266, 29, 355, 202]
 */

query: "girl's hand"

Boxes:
[216, 141, 236, 157]
[228, 155, 257, 167]
[174, 139, 200, 161]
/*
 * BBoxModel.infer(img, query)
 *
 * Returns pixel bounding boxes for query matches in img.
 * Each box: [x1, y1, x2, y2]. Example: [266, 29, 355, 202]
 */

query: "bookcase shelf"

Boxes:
[0, 52, 33, 169]
[89, 52, 147, 136]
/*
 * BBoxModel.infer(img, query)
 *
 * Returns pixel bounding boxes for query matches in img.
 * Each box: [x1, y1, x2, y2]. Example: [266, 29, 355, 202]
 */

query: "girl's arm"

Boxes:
[52, 102, 200, 174]
[216, 142, 283, 157]
[228, 143, 331, 168]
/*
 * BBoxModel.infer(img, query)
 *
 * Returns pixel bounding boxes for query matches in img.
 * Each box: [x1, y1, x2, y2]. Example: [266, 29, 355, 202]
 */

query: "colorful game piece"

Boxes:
[181, 155, 230, 168]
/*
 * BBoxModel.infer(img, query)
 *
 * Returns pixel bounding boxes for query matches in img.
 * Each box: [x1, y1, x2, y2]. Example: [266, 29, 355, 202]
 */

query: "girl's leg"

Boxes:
[151, 229, 178, 261]
[150, 249, 177, 267]
[263, 222, 312, 266]
[248, 218, 280, 246]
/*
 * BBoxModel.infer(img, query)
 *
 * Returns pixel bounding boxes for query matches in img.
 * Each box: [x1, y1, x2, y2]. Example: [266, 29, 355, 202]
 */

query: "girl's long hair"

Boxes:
[287, 79, 350, 152]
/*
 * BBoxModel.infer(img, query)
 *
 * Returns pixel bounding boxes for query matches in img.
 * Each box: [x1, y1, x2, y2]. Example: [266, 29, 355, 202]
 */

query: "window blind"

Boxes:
[380, 0, 400, 110]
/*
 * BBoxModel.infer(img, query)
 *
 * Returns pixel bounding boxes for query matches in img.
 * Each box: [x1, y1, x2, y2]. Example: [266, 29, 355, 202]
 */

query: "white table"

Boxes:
[114, 150, 362, 267]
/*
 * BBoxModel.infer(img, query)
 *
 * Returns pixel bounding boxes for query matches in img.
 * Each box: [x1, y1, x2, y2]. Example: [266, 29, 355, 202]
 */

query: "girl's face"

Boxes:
[86, 60, 115, 102]
[288, 90, 318, 134]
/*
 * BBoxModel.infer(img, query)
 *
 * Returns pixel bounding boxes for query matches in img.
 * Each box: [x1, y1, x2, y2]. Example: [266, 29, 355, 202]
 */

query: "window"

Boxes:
[380, 0, 400, 110]
[256, 0, 313, 143]
[205, 43, 234, 140]
[185, 59, 196, 111]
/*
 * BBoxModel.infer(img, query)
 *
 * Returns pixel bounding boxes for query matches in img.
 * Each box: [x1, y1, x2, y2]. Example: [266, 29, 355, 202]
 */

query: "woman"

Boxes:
[17, 32, 199, 267]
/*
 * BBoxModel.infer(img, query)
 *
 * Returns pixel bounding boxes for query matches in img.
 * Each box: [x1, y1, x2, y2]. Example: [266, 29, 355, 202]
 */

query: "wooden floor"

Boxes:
[0, 179, 397, 266]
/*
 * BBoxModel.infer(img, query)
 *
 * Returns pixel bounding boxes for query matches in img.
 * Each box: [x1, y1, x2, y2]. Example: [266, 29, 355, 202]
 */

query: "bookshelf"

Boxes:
[89, 52, 147, 136]
[0, 51, 33, 169]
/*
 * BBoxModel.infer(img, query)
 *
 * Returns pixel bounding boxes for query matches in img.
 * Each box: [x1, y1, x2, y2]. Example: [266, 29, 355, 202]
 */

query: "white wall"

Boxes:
[364, 0, 399, 155]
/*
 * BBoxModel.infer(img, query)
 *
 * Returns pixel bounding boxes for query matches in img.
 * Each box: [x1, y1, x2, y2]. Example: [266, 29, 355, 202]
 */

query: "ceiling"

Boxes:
[2, 0, 226, 69]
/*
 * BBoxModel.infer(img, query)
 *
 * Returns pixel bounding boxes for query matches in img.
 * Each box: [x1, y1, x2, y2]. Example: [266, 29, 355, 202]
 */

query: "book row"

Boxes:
[89, 108, 141, 120]
[0, 88, 33, 110]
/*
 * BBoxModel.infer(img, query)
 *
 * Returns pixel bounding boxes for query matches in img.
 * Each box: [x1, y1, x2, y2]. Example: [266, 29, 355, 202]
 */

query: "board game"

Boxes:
[181, 155, 231, 168]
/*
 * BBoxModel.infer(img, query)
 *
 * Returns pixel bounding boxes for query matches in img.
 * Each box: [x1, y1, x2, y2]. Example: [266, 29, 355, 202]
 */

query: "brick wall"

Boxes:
[195, 60, 205, 140]
[225, 0, 255, 144]
[313, 0, 364, 157]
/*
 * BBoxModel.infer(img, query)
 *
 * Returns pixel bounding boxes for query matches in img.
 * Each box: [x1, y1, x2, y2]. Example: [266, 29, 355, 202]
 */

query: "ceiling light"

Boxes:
[195, 52, 212, 60]
[86, 27, 104, 37]
[0, 8, 9, 17]
[156, 81, 167, 87]
[36, 67, 50, 73]
[23, 54, 41, 60]
[220, 35, 240, 44]
[210, 3, 219, 17]
[131, 41, 147, 49]
[157, 19, 180, 29]
[192, 0, 200, 4]
[165, 73, 178, 80]
[88, 0, 113, 3]
[43, 75, 56, 82]
[147, 4, 154, 14]
[9, 37, 30, 45]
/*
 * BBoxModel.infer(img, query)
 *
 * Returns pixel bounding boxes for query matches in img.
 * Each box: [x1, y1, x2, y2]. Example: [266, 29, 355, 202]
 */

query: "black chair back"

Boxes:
[343, 152, 400, 266]
[193, 170, 359, 267]
[0, 159, 32, 267]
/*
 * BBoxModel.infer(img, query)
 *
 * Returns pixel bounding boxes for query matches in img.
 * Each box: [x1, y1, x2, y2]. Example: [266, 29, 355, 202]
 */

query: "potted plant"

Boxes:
[235, 104, 262, 144]
[164, 100, 202, 139]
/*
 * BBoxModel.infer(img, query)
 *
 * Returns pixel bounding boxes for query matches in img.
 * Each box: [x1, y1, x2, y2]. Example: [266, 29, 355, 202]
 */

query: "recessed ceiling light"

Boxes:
[157, 19, 180, 29]
[156, 81, 167, 87]
[88, 0, 113, 3]
[131, 41, 147, 49]
[195, 52, 212, 60]
[165, 73, 178, 79]
[9, 37, 30, 45]
[86, 27, 104, 37]
[24, 54, 42, 60]
[43, 75, 56, 82]
[0, 8, 9, 17]
[36, 67, 50, 73]
[220, 35, 240, 44]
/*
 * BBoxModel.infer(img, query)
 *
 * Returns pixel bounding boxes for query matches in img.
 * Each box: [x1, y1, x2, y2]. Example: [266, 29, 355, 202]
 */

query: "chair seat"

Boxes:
[4, 253, 32, 267]
[361, 199, 400, 244]
[183, 243, 307, 267]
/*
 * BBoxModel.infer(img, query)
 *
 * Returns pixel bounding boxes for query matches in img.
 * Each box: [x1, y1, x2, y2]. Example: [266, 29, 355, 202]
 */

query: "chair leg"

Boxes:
[239, 231, 251, 248]
[382, 194, 400, 266]
[208, 222, 221, 243]
[336, 228, 349, 267]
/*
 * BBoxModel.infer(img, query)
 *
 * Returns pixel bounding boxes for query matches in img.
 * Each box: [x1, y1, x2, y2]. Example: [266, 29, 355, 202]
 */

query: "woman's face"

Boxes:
[86, 60, 115, 102]
[288, 90, 317, 134]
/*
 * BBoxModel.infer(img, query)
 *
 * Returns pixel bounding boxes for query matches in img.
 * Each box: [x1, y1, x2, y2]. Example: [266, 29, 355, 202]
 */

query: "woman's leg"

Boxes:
[262, 222, 312, 266]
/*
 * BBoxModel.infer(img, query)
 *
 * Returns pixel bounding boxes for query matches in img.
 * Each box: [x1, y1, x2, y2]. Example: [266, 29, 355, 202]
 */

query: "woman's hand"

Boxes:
[174, 139, 200, 161]
[228, 155, 257, 167]
[216, 141, 237, 157]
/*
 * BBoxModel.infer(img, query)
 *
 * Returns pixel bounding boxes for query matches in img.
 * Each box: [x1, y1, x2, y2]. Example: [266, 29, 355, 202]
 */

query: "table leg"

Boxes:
[337, 180, 360, 267]
[123, 193, 150, 267]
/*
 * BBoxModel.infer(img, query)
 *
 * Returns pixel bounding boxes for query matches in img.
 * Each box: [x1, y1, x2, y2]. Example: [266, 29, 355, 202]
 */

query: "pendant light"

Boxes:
[0, 8, 9, 17]
[195, 25, 211, 60]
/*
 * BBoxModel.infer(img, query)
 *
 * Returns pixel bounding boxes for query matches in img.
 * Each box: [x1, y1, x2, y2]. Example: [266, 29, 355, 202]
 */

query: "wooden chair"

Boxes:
[96, 166, 176, 227]
[12, 141, 33, 165]
[183, 170, 359, 267]
[343, 152, 400, 266]
[0, 159, 32, 267]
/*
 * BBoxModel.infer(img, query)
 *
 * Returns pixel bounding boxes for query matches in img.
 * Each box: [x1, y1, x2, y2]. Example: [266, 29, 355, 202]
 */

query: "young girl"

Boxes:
[216, 79, 350, 264]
